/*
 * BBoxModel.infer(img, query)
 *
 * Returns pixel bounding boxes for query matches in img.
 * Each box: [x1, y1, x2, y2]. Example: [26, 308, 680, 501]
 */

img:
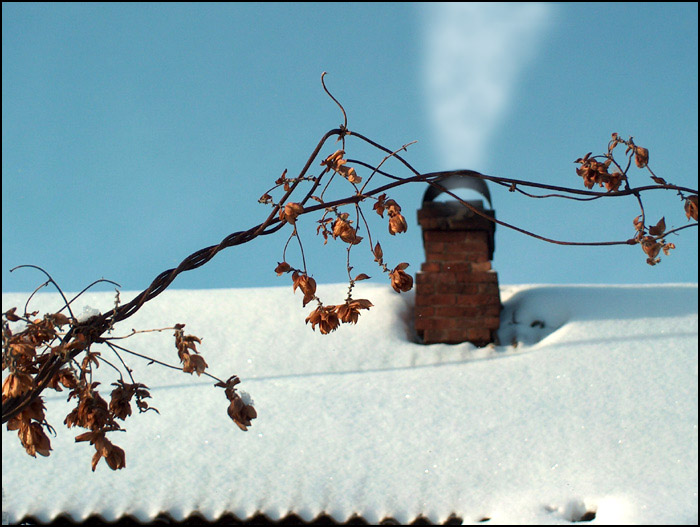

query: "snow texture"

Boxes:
[2, 283, 698, 525]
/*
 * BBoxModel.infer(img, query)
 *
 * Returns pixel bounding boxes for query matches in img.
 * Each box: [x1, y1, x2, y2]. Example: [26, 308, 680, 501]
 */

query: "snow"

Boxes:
[75, 305, 101, 323]
[2, 283, 698, 525]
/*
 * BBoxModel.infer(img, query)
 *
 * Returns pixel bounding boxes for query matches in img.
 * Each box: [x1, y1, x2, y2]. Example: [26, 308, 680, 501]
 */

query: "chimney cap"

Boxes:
[422, 171, 492, 209]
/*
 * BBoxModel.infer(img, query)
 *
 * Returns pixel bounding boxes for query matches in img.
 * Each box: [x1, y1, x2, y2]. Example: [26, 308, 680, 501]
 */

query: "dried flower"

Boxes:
[336, 299, 373, 325]
[305, 305, 341, 334]
[641, 236, 661, 259]
[109, 381, 154, 419]
[182, 353, 208, 376]
[321, 150, 345, 170]
[77, 431, 126, 471]
[216, 376, 257, 431]
[47, 368, 78, 392]
[388, 213, 408, 235]
[174, 326, 208, 376]
[375, 198, 407, 235]
[104, 444, 126, 471]
[338, 165, 361, 184]
[389, 263, 413, 293]
[64, 383, 111, 430]
[384, 199, 402, 216]
[2, 372, 34, 398]
[6, 397, 52, 458]
[109, 382, 134, 420]
[605, 172, 623, 192]
[575, 155, 617, 191]
[279, 202, 304, 225]
[227, 396, 258, 431]
[20, 422, 52, 457]
[332, 215, 362, 244]
[320, 150, 361, 183]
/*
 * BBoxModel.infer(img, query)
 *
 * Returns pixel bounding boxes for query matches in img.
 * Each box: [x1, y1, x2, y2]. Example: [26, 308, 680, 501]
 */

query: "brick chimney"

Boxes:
[414, 174, 501, 346]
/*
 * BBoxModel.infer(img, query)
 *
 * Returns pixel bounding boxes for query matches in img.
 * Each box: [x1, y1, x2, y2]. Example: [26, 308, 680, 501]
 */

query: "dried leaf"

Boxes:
[632, 215, 644, 232]
[648, 217, 666, 236]
[685, 196, 698, 221]
[635, 147, 649, 168]
[373, 194, 387, 217]
[4, 307, 20, 322]
[275, 262, 292, 275]
[292, 272, 317, 306]
[275, 169, 288, 186]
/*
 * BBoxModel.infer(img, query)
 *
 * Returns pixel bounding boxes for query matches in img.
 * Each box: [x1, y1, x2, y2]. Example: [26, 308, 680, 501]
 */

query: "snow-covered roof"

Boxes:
[2, 283, 698, 525]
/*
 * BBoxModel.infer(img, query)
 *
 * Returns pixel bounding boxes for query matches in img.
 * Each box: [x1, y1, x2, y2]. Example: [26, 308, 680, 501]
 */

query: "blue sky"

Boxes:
[2, 2, 698, 294]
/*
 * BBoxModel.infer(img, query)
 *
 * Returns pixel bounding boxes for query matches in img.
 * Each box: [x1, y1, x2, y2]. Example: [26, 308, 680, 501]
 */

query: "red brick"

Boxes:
[434, 305, 489, 318]
[416, 272, 439, 285]
[436, 282, 480, 295]
[415, 306, 435, 318]
[467, 328, 492, 342]
[426, 250, 447, 262]
[440, 262, 471, 273]
[439, 317, 462, 329]
[414, 316, 430, 331]
[481, 316, 501, 329]
[455, 294, 498, 307]
[420, 261, 442, 272]
[424, 241, 445, 254]
[414, 291, 434, 305]
[471, 261, 492, 272]
[445, 328, 469, 343]
[424, 231, 469, 243]
[431, 294, 457, 305]
[415, 282, 435, 296]
[466, 231, 490, 245]
[454, 271, 499, 283]
[478, 282, 500, 295]
[434, 306, 465, 318]
[421, 329, 447, 343]
[457, 239, 489, 252]
[483, 304, 502, 317]
[437, 250, 480, 263]
[417, 317, 458, 331]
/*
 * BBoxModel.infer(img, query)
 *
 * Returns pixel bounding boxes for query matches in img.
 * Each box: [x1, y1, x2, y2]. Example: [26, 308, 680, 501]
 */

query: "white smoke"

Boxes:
[423, 3, 552, 169]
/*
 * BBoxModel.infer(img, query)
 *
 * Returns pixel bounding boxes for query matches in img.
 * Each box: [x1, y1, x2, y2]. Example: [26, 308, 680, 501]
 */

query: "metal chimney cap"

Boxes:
[422, 170, 493, 209]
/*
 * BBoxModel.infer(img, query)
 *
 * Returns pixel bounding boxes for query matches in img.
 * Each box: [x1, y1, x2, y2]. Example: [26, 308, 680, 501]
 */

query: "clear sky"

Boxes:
[2, 3, 698, 294]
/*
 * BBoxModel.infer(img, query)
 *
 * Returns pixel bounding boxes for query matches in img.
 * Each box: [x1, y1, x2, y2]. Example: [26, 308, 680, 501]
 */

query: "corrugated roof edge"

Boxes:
[14, 512, 472, 526]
